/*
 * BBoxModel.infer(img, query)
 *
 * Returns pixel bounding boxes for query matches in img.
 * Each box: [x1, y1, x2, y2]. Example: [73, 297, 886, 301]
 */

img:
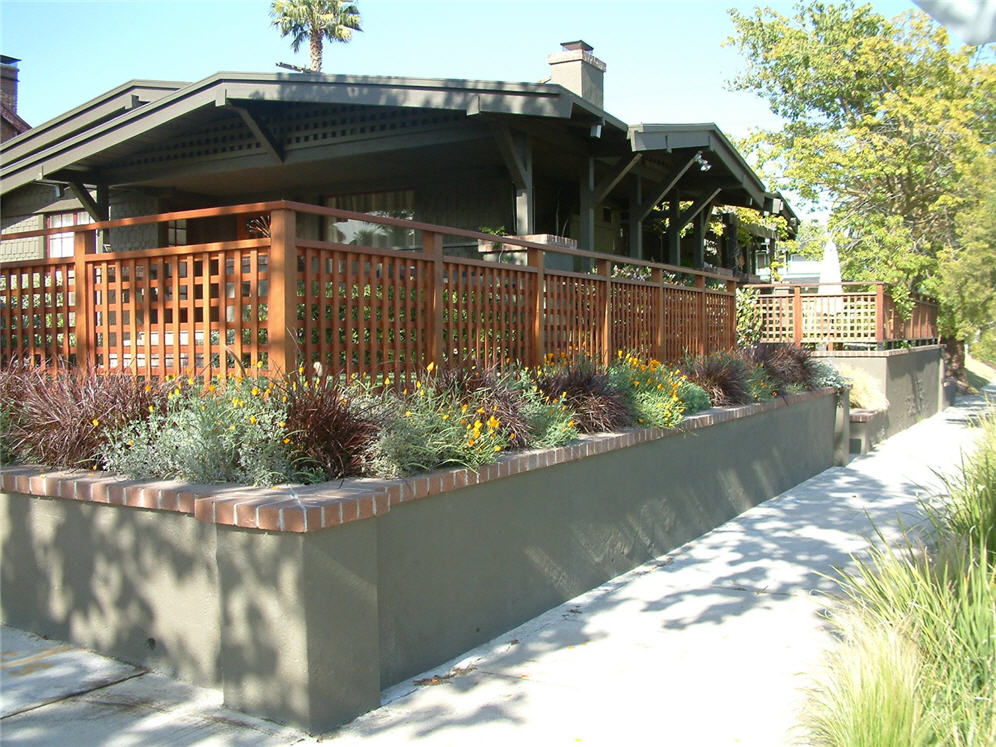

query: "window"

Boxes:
[167, 219, 188, 246]
[324, 190, 417, 249]
[45, 210, 90, 258]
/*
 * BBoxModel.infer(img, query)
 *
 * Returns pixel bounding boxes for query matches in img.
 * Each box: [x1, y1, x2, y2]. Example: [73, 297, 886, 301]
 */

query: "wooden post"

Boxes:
[792, 285, 803, 345]
[527, 246, 545, 366]
[653, 268, 664, 360]
[875, 283, 886, 347]
[597, 258, 612, 367]
[726, 279, 737, 349]
[695, 275, 706, 355]
[73, 228, 96, 369]
[268, 208, 298, 376]
[424, 231, 445, 367]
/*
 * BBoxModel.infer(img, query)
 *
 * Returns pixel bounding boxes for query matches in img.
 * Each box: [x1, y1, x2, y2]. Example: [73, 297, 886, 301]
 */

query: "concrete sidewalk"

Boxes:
[2, 385, 992, 746]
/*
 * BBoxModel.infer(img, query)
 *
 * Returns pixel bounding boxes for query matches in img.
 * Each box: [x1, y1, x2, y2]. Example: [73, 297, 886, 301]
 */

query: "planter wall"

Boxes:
[816, 345, 944, 443]
[1, 389, 836, 733]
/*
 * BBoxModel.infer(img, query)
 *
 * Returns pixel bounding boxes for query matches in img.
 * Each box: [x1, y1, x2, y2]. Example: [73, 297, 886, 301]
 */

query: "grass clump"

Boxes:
[804, 407, 996, 746]
[0, 361, 166, 469]
[607, 352, 689, 428]
[534, 356, 631, 433]
[681, 349, 753, 406]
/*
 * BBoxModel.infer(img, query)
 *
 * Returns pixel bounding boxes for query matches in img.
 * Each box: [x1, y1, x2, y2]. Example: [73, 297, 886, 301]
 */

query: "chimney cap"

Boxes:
[560, 40, 593, 53]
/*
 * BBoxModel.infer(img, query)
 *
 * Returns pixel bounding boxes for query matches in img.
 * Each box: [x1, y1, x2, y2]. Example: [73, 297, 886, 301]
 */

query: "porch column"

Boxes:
[579, 158, 595, 251]
[628, 175, 643, 260]
[692, 209, 709, 269]
[493, 125, 534, 235]
[667, 196, 681, 265]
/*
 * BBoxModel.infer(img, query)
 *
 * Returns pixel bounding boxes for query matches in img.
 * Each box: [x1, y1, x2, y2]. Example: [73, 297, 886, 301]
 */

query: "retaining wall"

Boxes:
[1, 388, 837, 733]
[816, 345, 944, 443]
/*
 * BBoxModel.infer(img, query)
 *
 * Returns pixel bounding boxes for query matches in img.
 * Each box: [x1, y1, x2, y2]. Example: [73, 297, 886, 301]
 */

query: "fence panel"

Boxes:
[609, 279, 657, 358]
[542, 271, 605, 361]
[0, 259, 76, 372]
[88, 241, 272, 380]
[704, 290, 735, 352]
[296, 243, 433, 385]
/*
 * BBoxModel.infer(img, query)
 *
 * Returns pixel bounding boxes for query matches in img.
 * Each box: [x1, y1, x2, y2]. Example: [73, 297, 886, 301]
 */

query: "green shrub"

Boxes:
[104, 376, 293, 485]
[362, 373, 510, 478]
[607, 353, 688, 428]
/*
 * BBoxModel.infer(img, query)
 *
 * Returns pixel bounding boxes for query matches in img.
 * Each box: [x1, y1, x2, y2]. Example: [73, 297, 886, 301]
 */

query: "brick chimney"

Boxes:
[547, 40, 606, 109]
[1, 56, 20, 113]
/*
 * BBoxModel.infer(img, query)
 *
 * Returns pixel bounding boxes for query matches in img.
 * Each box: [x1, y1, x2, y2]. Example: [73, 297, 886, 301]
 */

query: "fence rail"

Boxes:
[2, 201, 737, 381]
[746, 282, 939, 348]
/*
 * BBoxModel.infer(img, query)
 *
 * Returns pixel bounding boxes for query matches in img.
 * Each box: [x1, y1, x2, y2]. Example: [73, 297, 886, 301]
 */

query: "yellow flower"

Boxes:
[493, 445, 502, 452]
[256, 360, 264, 368]
[145, 384, 152, 392]
[487, 415, 500, 430]
[415, 380, 422, 390]
[568, 419, 575, 427]
[476, 407, 485, 414]
[427, 361, 436, 372]
[228, 425, 236, 431]
[298, 365, 305, 374]
[467, 438, 476, 446]
[442, 414, 450, 420]
[249, 416, 257, 424]
[461, 403, 469, 413]
[509, 432, 516, 440]
[251, 386, 260, 396]
[283, 437, 290, 444]
[279, 421, 286, 428]
[405, 411, 413, 417]
[148, 405, 155, 413]
[92, 418, 99, 427]
[384, 378, 391, 387]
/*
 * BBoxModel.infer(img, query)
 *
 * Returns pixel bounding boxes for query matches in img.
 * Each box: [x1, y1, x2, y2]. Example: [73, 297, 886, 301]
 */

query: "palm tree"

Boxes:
[270, 0, 362, 73]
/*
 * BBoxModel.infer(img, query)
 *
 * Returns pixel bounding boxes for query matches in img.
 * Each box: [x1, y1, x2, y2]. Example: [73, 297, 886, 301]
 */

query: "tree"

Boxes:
[937, 152, 996, 351]
[271, 0, 362, 73]
[727, 1, 994, 326]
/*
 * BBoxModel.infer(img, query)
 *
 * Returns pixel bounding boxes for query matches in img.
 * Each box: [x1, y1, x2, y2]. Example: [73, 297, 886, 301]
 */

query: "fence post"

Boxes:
[424, 231, 445, 367]
[652, 268, 664, 360]
[695, 275, 706, 355]
[792, 285, 803, 345]
[875, 283, 886, 347]
[73, 228, 96, 369]
[527, 246, 544, 367]
[268, 208, 298, 376]
[726, 279, 737, 349]
[597, 258, 612, 367]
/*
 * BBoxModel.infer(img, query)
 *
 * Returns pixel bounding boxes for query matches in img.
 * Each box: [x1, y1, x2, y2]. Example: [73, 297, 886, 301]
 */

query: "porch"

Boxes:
[1, 201, 737, 382]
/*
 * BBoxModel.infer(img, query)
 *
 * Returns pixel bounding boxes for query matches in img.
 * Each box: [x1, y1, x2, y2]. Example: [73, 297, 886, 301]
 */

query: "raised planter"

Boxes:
[1, 389, 837, 733]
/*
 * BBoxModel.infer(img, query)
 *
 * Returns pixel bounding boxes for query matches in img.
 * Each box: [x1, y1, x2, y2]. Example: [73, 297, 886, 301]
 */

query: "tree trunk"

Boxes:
[942, 335, 965, 381]
[309, 30, 323, 72]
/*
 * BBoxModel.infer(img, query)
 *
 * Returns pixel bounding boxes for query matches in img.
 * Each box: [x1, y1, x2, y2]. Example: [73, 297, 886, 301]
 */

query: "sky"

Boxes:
[3, 0, 921, 138]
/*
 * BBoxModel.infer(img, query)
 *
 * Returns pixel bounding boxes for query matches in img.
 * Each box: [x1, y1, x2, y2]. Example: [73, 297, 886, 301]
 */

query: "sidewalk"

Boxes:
[2, 385, 992, 746]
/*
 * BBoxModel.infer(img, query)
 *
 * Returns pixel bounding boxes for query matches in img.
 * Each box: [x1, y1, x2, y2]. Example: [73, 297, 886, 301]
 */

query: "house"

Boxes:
[1, 42, 793, 271]
[1, 56, 30, 144]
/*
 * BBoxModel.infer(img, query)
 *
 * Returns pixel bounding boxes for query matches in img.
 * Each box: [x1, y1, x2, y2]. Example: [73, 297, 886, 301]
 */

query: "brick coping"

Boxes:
[0, 389, 834, 534]
[812, 345, 942, 359]
[850, 407, 887, 423]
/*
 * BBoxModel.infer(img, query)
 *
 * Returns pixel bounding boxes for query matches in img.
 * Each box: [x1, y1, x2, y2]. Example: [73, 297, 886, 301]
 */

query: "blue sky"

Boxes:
[3, 0, 918, 139]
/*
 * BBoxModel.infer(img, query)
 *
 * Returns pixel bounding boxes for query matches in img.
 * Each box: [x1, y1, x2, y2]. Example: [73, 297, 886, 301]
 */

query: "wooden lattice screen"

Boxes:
[2, 201, 739, 380]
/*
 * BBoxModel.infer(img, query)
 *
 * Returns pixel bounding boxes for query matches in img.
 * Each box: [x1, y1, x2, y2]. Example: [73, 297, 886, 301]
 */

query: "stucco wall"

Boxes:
[0, 389, 837, 732]
[817, 346, 943, 439]
[0, 494, 221, 685]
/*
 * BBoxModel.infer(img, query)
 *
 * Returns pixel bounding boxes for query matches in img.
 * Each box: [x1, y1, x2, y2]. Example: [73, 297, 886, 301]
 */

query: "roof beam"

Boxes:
[675, 188, 722, 234]
[229, 104, 284, 164]
[636, 152, 699, 221]
[68, 181, 108, 221]
[592, 153, 642, 204]
[491, 124, 530, 189]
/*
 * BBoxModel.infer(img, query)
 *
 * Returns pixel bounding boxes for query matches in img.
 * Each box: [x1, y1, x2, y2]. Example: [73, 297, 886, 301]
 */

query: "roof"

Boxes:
[0, 70, 791, 223]
[1, 101, 29, 137]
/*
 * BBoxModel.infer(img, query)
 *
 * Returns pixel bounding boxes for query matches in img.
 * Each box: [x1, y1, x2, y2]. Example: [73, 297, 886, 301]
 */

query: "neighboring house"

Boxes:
[1, 56, 30, 143]
[1, 41, 795, 269]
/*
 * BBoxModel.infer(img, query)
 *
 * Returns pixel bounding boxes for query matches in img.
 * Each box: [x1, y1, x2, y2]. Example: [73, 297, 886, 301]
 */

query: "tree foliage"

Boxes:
[727, 1, 995, 337]
[271, 0, 361, 72]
